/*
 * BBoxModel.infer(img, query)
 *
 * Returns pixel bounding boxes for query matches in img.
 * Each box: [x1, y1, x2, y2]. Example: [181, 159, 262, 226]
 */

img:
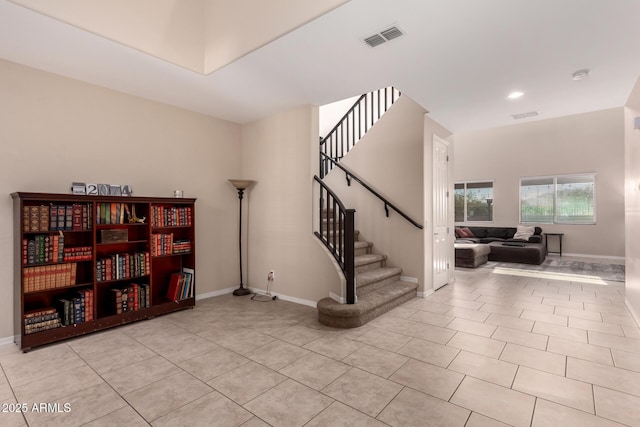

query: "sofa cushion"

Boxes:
[456, 227, 475, 238]
[513, 225, 535, 241]
[486, 228, 511, 239]
[468, 227, 487, 238]
[480, 237, 507, 243]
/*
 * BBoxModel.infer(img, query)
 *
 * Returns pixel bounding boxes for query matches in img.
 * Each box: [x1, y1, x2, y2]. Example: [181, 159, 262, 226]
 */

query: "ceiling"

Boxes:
[1, 0, 640, 133]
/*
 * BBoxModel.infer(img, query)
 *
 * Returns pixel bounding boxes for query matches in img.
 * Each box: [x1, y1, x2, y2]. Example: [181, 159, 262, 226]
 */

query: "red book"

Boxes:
[166, 273, 182, 301]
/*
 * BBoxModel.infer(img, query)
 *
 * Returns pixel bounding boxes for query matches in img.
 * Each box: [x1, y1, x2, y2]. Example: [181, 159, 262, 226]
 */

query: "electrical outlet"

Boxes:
[268, 270, 275, 281]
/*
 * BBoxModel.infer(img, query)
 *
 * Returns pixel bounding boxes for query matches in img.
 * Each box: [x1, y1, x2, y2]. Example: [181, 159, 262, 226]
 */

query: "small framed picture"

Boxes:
[109, 185, 122, 196]
[71, 182, 86, 195]
[98, 184, 109, 196]
[86, 183, 98, 195]
[121, 185, 133, 197]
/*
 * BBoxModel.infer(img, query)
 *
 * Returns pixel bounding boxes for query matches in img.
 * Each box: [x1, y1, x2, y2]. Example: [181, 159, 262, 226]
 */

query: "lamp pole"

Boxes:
[229, 179, 255, 296]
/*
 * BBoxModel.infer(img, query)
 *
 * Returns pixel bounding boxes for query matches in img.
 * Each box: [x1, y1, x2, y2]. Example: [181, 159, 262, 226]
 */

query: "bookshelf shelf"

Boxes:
[151, 252, 193, 258]
[12, 192, 196, 351]
[24, 281, 94, 294]
[96, 240, 148, 246]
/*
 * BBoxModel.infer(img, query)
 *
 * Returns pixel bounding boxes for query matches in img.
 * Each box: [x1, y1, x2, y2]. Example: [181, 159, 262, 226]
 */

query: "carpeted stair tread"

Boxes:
[356, 267, 402, 287]
[317, 281, 417, 328]
[355, 253, 386, 267]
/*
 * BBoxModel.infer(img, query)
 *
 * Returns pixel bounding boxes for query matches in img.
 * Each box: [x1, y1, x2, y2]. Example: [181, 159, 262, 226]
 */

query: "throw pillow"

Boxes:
[457, 227, 475, 238]
[513, 225, 535, 241]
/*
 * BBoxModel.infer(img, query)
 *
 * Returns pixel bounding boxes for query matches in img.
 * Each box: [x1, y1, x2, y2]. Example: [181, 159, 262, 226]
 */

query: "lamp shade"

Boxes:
[228, 179, 256, 190]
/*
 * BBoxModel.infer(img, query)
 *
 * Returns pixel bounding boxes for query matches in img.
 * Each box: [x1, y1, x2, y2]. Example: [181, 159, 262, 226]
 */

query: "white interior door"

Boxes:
[433, 136, 450, 290]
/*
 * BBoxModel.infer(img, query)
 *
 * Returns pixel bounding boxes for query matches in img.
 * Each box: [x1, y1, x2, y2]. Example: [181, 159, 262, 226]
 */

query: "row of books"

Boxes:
[23, 263, 77, 293]
[152, 206, 193, 228]
[64, 246, 93, 262]
[23, 234, 64, 265]
[167, 268, 194, 301]
[56, 289, 94, 326]
[96, 252, 150, 282]
[24, 308, 61, 335]
[96, 203, 132, 225]
[22, 204, 92, 233]
[150, 233, 192, 256]
[23, 235, 92, 266]
[112, 283, 150, 314]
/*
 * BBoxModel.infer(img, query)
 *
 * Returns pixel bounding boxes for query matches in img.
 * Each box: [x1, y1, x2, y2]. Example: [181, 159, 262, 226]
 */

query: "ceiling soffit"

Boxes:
[9, 0, 350, 74]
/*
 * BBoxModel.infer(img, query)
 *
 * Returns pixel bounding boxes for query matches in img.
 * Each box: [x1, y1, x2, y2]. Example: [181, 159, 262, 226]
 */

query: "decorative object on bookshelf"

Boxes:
[101, 229, 129, 243]
[129, 205, 146, 224]
[12, 192, 195, 352]
[228, 179, 256, 296]
[77, 183, 132, 197]
[173, 190, 183, 198]
[71, 182, 86, 195]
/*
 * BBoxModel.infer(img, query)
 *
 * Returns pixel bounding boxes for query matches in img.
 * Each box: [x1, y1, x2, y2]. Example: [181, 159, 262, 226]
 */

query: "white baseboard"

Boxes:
[250, 287, 317, 308]
[560, 253, 625, 262]
[625, 298, 640, 329]
[0, 336, 15, 347]
[198, 287, 316, 308]
[329, 292, 345, 304]
[195, 287, 236, 301]
[417, 288, 434, 298]
[400, 276, 418, 284]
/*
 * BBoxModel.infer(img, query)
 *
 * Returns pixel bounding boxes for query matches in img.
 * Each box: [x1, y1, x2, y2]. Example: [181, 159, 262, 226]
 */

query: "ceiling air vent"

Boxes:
[364, 34, 387, 48]
[363, 25, 405, 48]
[511, 111, 539, 120]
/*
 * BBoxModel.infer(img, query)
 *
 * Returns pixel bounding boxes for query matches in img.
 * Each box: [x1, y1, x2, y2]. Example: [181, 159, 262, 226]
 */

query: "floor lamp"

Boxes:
[229, 179, 255, 296]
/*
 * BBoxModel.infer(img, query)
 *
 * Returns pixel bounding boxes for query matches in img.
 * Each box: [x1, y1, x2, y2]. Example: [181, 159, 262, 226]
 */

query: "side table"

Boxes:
[545, 233, 564, 256]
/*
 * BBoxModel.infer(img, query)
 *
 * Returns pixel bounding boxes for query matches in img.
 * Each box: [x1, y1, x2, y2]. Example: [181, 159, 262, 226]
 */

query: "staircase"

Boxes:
[317, 229, 418, 328]
[314, 87, 419, 328]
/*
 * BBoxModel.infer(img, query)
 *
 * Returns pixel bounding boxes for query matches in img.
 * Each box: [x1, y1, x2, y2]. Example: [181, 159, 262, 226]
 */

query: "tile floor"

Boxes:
[1, 262, 639, 426]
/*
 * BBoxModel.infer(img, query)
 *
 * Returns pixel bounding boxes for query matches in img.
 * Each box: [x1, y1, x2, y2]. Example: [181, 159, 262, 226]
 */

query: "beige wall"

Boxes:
[241, 105, 339, 305]
[625, 77, 640, 321]
[0, 59, 242, 340]
[453, 108, 625, 258]
[323, 96, 430, 292]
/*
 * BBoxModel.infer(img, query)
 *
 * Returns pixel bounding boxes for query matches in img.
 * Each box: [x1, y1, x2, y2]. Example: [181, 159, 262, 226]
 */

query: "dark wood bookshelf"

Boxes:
[12, 192, 196, 351]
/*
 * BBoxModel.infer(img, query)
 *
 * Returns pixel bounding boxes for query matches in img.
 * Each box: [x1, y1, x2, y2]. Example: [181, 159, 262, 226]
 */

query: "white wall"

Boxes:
[453, 108, 625, 258]
[0, 59, 242, 340]
[240, 105, 340, 305]
[319, 95, 359, 138]
[625, 77, 640, 322]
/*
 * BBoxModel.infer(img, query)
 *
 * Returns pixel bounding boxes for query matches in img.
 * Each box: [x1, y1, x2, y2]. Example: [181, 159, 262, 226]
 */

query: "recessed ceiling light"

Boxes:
[508, 91, 524, 99]
[572, 69, 589, 81]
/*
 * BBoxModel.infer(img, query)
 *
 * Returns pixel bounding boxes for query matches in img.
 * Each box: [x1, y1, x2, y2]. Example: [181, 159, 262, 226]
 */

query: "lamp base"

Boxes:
[232, 285, 251, 296]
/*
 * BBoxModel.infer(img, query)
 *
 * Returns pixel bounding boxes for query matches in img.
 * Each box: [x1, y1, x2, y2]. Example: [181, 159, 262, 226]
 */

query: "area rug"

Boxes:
[480, 259, 625, 282]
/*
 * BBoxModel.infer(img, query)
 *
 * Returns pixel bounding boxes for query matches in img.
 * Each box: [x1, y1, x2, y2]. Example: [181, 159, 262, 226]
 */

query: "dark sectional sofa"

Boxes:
[455, 226, 546, 266]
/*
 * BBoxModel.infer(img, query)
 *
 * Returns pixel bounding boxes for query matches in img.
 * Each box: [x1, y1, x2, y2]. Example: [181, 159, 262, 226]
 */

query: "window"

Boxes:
[520, 174, 595, 224]
[455, 181, 493, 222]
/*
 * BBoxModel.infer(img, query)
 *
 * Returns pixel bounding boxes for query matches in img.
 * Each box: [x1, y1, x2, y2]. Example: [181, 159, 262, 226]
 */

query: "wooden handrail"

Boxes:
[321, 154, 423, 230]
[319, 87, 401, 178]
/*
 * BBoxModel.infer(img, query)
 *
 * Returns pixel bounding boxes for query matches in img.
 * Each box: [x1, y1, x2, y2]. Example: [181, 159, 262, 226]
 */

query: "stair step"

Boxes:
[356, 267, 402, 295]
[320, 230, 360, 241]
[317, 280, 418, 328]
[355, 241, 373, 256]
[355, 253, 386, 273]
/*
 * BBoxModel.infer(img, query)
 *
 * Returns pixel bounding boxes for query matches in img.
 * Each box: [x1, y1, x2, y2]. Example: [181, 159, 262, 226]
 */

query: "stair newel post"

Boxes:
[344, 208, 356, 304]
[319, 137, 324, 179]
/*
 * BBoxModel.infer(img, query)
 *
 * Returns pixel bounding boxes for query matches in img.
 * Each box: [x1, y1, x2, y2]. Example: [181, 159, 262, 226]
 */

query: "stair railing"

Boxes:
[319, 87, 401, 178]
[321, 157, 423, 229]
[313, 176, 356, 304]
